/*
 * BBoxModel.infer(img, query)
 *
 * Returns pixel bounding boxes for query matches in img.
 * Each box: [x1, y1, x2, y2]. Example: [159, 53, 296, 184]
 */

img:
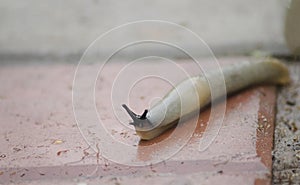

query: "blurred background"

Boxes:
[0, 0, 298, 62]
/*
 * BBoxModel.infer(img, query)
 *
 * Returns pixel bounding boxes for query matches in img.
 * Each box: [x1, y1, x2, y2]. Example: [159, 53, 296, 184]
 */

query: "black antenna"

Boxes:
[122, 104, 153, 129]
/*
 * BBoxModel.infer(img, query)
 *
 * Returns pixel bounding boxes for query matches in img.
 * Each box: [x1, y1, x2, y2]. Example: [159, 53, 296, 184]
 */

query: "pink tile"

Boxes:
[0, 57, 275, 185]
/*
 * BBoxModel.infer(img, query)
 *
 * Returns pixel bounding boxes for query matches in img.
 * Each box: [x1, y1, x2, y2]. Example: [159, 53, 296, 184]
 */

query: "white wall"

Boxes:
[0, 0, 290, 60]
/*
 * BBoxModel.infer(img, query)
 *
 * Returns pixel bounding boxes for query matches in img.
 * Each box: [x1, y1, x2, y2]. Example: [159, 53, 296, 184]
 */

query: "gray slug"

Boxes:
[123, 58, 290, 140]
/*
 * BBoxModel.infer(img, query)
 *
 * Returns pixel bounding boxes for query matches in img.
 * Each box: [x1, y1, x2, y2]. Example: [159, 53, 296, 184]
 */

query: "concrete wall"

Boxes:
[0, 0, 290, 60]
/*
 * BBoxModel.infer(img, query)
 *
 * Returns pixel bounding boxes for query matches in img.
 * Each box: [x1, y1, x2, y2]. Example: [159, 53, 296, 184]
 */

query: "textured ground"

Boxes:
[0, 57, 299, 185]
[272, 60, 300, 184]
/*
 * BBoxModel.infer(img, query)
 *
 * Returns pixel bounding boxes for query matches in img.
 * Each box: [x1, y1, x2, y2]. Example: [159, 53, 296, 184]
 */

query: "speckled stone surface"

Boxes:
[273, 61, 300, 185]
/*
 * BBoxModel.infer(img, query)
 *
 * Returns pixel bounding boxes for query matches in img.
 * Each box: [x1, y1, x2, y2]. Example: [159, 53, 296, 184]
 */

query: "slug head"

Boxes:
[122, 104, 155, 131]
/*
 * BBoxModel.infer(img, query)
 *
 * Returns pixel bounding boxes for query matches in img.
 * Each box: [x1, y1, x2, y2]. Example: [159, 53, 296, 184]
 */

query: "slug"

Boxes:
[122, 58, 290, 140]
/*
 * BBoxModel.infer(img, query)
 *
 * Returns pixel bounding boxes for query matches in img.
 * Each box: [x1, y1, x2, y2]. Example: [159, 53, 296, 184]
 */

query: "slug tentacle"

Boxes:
[122, 104, 153, 131]
[123, 58, 290, 140]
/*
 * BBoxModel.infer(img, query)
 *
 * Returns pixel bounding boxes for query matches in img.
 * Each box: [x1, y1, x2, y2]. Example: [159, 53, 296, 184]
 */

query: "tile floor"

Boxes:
[0, 57, 278, 185]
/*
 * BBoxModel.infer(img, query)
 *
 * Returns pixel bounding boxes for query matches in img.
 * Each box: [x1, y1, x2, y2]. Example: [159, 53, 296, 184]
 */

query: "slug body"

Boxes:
[123, 58, 290, 140]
